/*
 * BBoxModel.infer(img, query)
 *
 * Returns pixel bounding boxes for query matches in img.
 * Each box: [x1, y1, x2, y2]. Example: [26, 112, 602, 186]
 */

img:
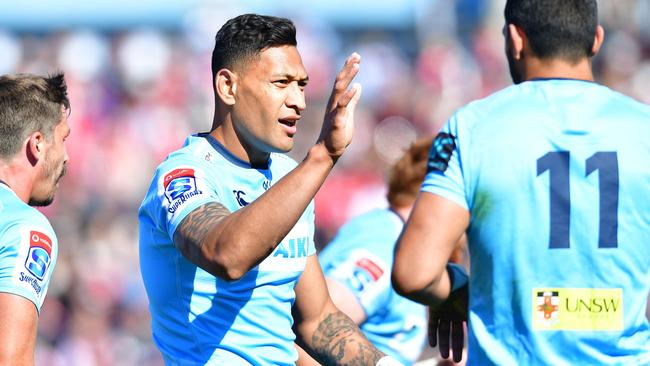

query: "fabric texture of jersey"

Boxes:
[139, 134, 315, 366]
[319, 208, 427, 365]
[0, 183, 58, 313]
[422, 79, 650, 366]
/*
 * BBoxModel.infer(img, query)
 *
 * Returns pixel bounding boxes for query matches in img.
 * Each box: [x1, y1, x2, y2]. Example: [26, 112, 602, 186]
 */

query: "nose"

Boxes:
[286, 83, 306, 112]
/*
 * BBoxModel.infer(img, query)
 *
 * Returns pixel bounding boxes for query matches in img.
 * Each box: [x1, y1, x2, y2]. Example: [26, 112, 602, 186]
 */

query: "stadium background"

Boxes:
[1, 0, 648, 364]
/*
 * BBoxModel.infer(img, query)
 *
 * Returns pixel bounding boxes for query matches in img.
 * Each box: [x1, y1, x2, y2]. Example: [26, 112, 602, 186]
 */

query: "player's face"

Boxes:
[231, 45, 308, 159]
[29, 112, 70, 207]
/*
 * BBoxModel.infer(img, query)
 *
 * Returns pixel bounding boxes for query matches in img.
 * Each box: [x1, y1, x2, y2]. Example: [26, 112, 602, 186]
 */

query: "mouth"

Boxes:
[278, 118, 298, 136]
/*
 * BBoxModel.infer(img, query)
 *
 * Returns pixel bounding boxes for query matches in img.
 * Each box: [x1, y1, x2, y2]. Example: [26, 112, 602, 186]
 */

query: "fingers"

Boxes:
[328, 53, 361, 109]
[428, 317, 438, 347]
[451, 321, 464, 363]
[336, 83, 362, 109]
[438, 320, 451, 359]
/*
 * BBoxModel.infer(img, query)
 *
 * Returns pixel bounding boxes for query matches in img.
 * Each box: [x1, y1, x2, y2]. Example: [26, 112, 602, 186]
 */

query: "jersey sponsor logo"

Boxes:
[349, 256, 387, 293]
[19, 272, 43, 294]
[233, 190, 250, 207]
[355, 258, 384, 281]
[24, 231, 53, 280]
[272, 236, 309, 258]
[532, 288, 623, 331]
[259, 221, 311, 272]
[427, 132, 456, 173]
[163, 168, 204, 214]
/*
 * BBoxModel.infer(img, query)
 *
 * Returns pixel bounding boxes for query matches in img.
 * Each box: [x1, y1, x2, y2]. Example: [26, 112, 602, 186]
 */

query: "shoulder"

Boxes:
[450, 84, 524, 126]
[0, 196, 54, 235]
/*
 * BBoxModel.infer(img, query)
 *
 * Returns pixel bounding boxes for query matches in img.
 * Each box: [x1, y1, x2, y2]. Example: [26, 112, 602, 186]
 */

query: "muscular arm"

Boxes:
[173, 54, 362, 281]
[293, 256, 384, 366]
[0, 293, 38, 366]
[392, 192, 470, 305]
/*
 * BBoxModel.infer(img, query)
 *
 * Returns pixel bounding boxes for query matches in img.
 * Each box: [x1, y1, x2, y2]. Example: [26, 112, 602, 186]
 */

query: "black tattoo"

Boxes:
[311, 311, 383, 366]
[173, 202, 230, 259]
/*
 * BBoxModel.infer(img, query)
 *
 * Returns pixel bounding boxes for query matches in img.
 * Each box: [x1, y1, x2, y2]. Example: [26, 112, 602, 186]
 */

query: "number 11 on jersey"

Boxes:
[537, 151, 619, 249]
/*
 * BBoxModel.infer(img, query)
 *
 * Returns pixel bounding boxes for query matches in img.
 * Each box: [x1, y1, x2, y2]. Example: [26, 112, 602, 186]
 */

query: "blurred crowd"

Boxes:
[0, 0, 647, 365]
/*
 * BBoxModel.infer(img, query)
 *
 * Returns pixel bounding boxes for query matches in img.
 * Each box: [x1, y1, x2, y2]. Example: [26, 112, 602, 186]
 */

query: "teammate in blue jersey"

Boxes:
[0, 73, 70, 365]
[315, 138, 433, 365]
[139, 14, 402, 366]
[393, 0, 650, 365]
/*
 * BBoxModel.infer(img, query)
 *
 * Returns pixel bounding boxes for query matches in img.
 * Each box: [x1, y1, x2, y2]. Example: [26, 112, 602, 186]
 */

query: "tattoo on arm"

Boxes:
[173, 202, 230, 259]
[311, 311, 384, 366]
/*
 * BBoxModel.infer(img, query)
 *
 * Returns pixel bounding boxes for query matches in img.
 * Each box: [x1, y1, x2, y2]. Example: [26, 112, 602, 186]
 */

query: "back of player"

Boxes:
[423, 79, 650, 365]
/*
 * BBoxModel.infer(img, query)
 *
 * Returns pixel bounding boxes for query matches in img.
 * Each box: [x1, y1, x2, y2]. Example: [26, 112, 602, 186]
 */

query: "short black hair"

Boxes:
[0, 72, 69, 158]
[505, 0, 598, 62]
[211, 14, 297, 82]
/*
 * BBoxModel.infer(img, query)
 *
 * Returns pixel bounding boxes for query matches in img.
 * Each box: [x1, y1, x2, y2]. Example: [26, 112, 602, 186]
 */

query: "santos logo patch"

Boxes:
[532, 288, 623, 331]
[25, 231, 53, 280]
[163, 168, 204, 214]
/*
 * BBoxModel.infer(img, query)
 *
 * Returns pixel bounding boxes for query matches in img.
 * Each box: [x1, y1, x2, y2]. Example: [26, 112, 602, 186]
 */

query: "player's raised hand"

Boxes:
[318, 52, 362, 160]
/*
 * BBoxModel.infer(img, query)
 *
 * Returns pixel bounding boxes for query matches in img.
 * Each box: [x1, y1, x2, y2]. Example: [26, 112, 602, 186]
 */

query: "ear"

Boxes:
[507, 24, 526, 60]
[591, 25, 605, 57]
[215, 68, 238, 106]
[25, 132, 45, 166]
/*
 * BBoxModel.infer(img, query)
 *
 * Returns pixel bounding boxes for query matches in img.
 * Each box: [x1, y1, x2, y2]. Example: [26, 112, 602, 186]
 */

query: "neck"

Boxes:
[211, 114, 270, 167]
[0, 160, 33, 203]
[524, 56, 595, 82]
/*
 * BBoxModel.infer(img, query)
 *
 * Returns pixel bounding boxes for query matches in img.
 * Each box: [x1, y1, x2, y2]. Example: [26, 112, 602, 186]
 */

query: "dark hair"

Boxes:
[387, 137, 434, 208]
[211, 14, 297, 82]
[505, 0, 598, 62]
[0, 72, 69, 159]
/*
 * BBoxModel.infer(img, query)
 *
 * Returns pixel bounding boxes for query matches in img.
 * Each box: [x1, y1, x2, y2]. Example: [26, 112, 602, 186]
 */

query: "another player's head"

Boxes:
[0, 73, 71, 206]
[387, 137, 434, 210]
[503, 0, 603, 83]
[211, 14, 308, 158]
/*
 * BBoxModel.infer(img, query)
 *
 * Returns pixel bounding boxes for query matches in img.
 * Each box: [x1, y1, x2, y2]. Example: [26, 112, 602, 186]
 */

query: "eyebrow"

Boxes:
[272, 73, 309, 82]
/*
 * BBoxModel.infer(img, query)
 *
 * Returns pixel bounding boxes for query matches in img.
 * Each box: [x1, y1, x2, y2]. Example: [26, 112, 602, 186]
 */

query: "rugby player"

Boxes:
[139, 13, 402, 366]
[393, 0, 650, 364]
[0, 73, 70, 365]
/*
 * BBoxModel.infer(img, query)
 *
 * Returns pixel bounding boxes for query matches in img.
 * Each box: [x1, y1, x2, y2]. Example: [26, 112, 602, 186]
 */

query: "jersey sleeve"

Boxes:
[0, 218, 58, 313]
[421, 114, 469, 210]
[153, 161, 223, 240]
[321, 248, 392, 317]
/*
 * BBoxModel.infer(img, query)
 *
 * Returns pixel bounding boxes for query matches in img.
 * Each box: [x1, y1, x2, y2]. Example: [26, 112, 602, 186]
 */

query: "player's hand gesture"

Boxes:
[318, 52, 362, 161]
[429, 283, 468, 363]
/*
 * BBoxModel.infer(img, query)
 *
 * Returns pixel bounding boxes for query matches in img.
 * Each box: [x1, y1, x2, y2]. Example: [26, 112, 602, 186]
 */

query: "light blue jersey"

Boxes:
[139, 134, 316, 366]
[319, 208, 427, 365]
[0, 183, 58, 312]
[422, 79, 650, 365]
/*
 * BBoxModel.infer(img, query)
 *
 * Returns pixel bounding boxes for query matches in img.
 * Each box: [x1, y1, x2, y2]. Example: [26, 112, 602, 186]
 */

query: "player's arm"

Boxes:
[0, 293, 38, 366]
[392, 192, 469, 305]
[324, 277, 366, 324]
[293, 256, 386, 365]
[173, 54, 362, 281]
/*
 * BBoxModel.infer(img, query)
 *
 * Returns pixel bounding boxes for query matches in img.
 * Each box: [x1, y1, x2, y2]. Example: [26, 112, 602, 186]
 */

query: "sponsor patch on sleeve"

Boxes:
[10, 228, 56, 301]
[328, 250, 389, 297]
[160, 167, 208, 217]
[427, 132, 457, 173]
[532, 288, 623, 331]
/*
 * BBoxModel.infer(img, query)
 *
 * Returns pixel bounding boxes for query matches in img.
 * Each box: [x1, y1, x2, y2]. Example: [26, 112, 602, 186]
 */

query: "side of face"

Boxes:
[504, 24, 524, 84]
[29, 111, 70, 207]
[230, 45, 308, 156]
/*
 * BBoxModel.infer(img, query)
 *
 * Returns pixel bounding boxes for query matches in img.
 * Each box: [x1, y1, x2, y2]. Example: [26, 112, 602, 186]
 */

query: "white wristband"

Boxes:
[447, 262, 469, 292]
[376, 355, 404, 366]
